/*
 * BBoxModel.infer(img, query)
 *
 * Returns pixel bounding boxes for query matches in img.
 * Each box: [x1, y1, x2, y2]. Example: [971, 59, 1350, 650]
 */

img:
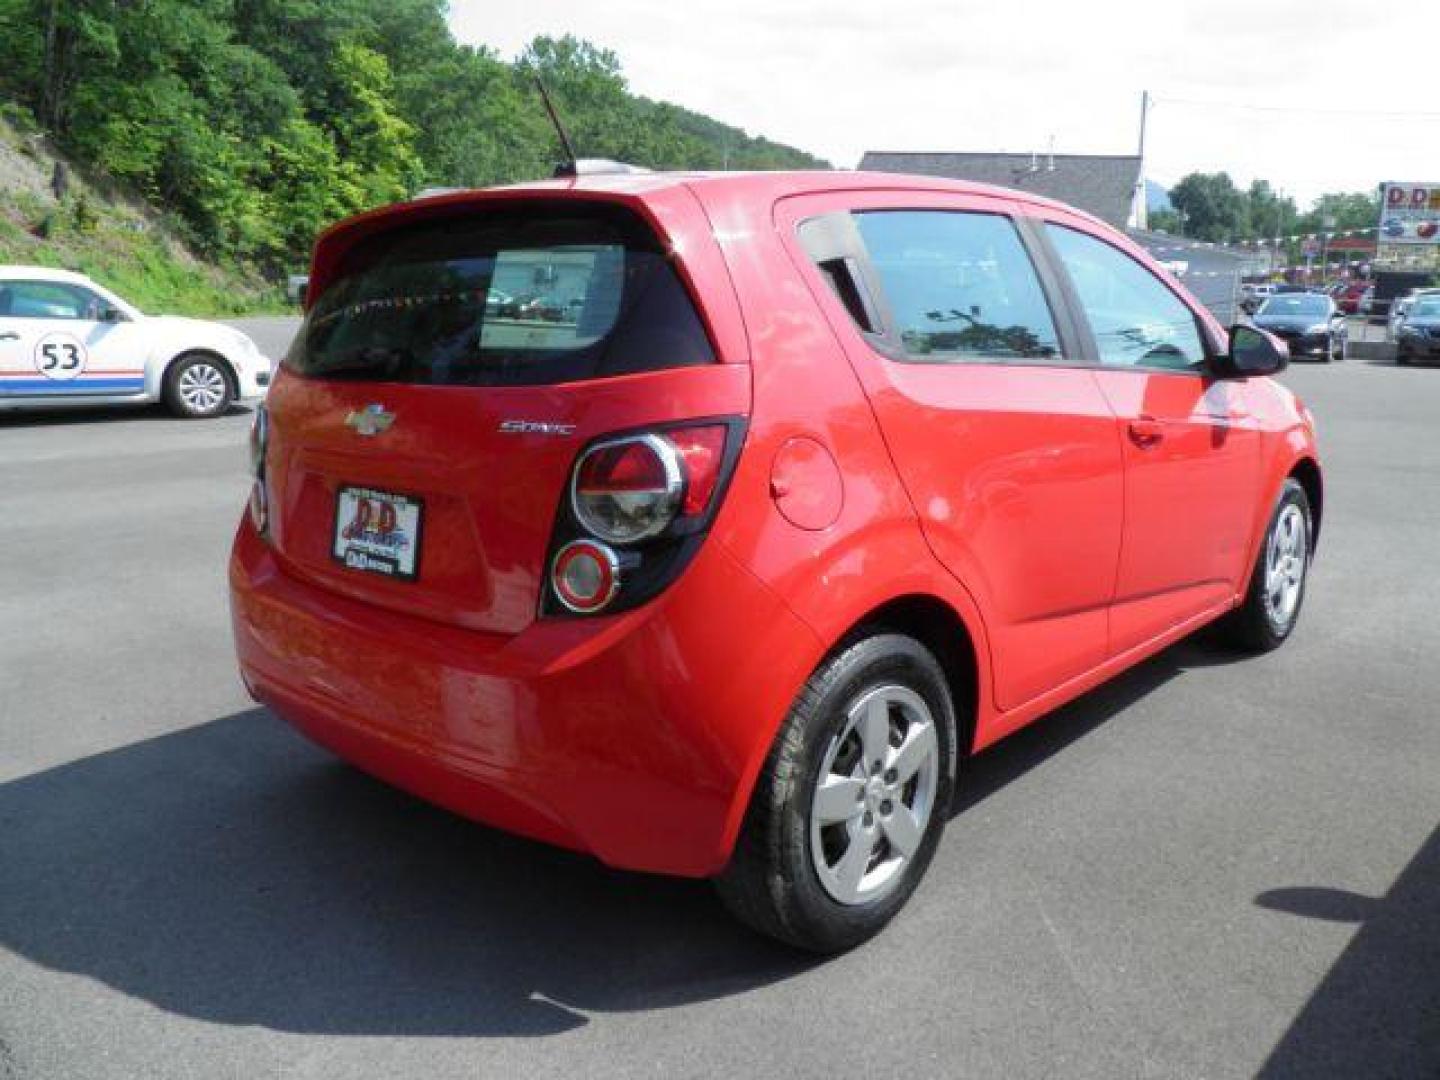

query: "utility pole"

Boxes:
[1320, 213, 1336, 284]
[1133, 90, 1150, 231]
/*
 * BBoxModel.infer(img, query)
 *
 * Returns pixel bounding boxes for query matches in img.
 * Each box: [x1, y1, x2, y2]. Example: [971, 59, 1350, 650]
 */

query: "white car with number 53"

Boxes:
[0, 266, 271, 418]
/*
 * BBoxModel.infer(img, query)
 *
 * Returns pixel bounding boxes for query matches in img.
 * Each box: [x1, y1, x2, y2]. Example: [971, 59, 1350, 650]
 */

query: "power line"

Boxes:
[1155, 94, 1440, 121]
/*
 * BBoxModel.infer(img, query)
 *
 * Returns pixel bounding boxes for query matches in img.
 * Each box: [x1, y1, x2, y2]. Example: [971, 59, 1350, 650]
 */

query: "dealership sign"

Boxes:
[1376, 183, 1440, 270]
[1378, 183, 1440, 244]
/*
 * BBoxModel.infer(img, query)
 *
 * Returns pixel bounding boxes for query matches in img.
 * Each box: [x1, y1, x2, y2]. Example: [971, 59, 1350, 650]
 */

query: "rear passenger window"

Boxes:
[853, 211, 1062, 364]
[1045, 224, 1206, 372]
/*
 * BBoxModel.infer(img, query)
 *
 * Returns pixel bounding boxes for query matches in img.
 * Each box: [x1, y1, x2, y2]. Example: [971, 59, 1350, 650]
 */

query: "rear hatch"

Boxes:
[263, 194, 749, 634]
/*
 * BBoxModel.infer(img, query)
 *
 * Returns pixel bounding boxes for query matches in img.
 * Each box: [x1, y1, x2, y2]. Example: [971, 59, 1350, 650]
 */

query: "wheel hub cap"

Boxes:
[179, 364, 226, 412]
[808, 685, 940, 906]
[1264, 503, 1308, 626]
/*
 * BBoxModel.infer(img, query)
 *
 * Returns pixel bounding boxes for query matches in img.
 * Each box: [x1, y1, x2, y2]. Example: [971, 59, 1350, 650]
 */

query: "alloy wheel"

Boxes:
[178, 362, 228, 414]
[1264, 503, 1308, 627]
[809, 684, 940, 906]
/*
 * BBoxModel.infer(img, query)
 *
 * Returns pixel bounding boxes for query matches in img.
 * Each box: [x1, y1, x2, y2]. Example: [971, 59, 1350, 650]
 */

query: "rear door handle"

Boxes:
[0, 331, 18, 341]
[1127, 416, 1165, 448]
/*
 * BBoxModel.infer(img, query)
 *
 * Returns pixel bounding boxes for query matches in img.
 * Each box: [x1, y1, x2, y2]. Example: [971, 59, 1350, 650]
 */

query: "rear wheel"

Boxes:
[715, 633, 957, 952]
[164, 353, 233, 419]
[1221, 478, 1312, 652]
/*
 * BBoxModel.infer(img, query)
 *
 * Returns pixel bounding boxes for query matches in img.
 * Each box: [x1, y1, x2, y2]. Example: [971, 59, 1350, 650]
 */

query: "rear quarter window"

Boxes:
[288, 203, 715, 386]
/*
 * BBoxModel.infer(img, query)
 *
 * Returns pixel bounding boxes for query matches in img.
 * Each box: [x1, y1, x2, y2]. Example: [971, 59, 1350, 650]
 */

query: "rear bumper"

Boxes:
[228, 520, 821, 877]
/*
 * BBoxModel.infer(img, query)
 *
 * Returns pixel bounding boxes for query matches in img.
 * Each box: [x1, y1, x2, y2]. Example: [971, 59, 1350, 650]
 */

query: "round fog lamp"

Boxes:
[551, 539, 620, 613]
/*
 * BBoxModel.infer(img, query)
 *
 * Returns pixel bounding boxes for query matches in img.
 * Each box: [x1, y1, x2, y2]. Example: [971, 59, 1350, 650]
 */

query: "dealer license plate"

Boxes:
[332, 485, 423, 581]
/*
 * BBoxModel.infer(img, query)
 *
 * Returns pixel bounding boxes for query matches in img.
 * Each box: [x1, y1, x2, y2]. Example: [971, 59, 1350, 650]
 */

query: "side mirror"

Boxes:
[1216, 324, 1288, 378]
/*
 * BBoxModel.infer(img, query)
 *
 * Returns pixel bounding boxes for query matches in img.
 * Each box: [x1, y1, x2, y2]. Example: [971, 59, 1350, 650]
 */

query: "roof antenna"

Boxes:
[534, 75, 579, 178]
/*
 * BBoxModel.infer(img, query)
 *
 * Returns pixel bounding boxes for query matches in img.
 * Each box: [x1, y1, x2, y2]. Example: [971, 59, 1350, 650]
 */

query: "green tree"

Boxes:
[1244, 179, 1298, 241]
[0, 2, 829, 274]
[1296, 191, 1381, 235]
[1169, 172, 1247, 242]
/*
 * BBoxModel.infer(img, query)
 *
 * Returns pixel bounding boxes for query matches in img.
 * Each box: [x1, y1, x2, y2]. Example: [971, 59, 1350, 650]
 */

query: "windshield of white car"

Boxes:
[1410, 300, 1440, 320]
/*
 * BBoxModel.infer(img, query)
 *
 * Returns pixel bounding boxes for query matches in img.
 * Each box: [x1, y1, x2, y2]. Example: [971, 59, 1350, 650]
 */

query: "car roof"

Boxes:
[306, 169, 1121, 305]
[0, 265, 96, 286]
[511, 168, 1086, 205]
[335, 169, 1112, 241]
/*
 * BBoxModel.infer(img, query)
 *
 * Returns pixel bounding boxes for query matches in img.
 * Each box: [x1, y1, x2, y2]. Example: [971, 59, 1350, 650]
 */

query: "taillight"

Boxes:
[669, 425, 727, 516]
[247, 404, 269, 535]
[572, 434, 683, 544]
[545, 419, 744, 617]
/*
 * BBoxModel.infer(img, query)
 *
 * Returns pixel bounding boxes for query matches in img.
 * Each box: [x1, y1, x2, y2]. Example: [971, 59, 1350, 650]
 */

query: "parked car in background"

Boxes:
[1395, 297, 1440, 365]
[0, 266, 270, 417]
[1253, 292, 1347, 362]
[1240, 282, 1275, 314]
[1387, 287, 1440, 340]
[231, 171, 1322, 952]
[1335, 281, 1370, 315]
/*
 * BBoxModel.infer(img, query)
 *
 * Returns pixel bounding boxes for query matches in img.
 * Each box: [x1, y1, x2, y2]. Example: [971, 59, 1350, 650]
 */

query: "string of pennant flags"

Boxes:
[1230, 226, 1380, 248]
[1147, 226, 1381, 252]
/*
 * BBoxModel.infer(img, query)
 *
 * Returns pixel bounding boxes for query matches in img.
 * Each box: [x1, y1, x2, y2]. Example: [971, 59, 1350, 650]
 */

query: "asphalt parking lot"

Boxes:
[1, 321, 1436, 1079]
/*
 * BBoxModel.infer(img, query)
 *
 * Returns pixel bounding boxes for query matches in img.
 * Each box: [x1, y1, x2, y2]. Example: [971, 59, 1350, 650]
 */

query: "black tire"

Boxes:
[163, 353, 234, 419]
[715, 633, 958, 953]
[1220, 478, 1312, 652]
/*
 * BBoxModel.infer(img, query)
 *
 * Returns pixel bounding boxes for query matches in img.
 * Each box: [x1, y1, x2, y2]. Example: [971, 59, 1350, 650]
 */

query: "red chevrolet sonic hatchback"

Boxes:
[230, 170, 1321, 951]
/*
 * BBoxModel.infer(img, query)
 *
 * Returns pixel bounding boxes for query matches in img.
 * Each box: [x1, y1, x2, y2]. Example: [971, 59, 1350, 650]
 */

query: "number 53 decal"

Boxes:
[32, 333, 88, 381]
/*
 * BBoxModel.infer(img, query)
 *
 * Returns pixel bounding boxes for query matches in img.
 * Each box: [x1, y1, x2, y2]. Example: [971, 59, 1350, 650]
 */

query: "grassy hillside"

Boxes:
[0, 108, 285, 317]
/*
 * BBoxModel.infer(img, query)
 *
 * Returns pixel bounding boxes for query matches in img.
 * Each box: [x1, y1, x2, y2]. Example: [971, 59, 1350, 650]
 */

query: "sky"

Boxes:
[447, 0, 1440, 209]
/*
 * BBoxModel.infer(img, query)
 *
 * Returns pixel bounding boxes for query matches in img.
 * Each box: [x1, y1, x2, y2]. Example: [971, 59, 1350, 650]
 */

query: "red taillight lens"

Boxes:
[572, 434, 683, 544]
[668, 425, 727, 516]
[550, 539, 620, 613]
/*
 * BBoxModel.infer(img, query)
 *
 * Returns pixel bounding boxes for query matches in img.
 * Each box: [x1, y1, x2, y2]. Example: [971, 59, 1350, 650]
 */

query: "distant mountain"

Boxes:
[1146, 179, 1173, 213]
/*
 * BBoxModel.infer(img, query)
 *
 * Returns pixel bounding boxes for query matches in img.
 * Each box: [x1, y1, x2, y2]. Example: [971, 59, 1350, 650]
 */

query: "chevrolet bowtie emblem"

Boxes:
[344, 403, 395, 436]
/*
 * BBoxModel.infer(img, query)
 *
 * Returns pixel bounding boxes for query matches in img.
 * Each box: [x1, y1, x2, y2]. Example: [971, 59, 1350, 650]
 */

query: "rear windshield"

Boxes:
[287, 203, 715, 386]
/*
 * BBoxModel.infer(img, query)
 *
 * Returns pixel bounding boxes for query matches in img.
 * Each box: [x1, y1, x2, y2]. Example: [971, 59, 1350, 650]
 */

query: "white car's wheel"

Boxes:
[164, 353, 234, 419]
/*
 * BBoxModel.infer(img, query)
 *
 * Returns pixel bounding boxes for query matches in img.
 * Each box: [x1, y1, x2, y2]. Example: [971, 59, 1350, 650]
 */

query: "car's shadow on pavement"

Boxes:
[1254, 823, 1440, 1077]
[0, 707, 815, 1037]
[0, 634, 1248, 1039]
[951, 632, 1239, 818]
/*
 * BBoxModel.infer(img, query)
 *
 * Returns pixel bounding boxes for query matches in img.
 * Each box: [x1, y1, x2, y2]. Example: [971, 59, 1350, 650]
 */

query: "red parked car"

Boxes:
[1336, 281, 1370, 315]
[230, 171, 1321, 952]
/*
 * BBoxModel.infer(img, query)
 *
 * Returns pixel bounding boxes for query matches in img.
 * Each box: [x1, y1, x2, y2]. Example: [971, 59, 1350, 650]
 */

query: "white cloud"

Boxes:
[448, 0, 1440, 206]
